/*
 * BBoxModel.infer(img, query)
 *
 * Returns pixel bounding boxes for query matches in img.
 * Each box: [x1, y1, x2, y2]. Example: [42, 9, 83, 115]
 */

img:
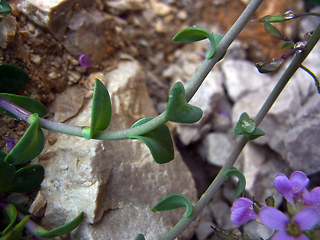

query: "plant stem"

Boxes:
[0, 0, 263, 140]
[159, 20, 320, 240]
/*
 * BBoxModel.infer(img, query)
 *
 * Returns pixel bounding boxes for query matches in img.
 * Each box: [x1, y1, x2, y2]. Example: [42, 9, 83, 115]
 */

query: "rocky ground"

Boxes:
[1, 0, 320, 239]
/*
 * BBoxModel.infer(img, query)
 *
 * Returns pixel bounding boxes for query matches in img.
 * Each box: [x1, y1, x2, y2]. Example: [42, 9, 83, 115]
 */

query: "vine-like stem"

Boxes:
[159, 21, 320, 240]
[0, 0, 264, 141]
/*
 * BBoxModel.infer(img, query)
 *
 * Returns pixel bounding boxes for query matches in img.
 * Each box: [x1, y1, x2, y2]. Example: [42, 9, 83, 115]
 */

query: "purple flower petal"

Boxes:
[78, 54, 91, 68]
[230, 198, 257, 225]
[259, 206, 288, 230]
[290, 171, 309, 194]
[6, 136, 16, 152]
[304, 187, 320, 206]
[294, 207, 319, 230]
[274, 173, 294, 203]
[231, 197, 253, 210]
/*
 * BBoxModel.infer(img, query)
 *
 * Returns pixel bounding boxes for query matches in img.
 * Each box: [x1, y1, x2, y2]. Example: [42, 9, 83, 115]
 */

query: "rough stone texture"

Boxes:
[222, 59, 273, 101]
[35, 60, 197, 239]
[0, 15, 17, 49]
[48, 85, 85, 122]
[17, 0, 91, 40]
[299, 6, 320, 40]
[62, 9, 122, 66]
[198, 133, 235, 167]
[282, 94, 320, 175]
[241, 143, 288, 203]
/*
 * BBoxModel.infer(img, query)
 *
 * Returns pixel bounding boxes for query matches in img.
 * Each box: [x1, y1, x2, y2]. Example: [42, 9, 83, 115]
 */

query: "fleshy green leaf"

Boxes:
[0, 93, 47, 118]
[129, 118, 174, 164]
[151, 193, 193, 218]
[173, 26, 224, 59]
[246, 127, 265, 140]
[0, 64, 29, 93]
[0, 215, 30, 240]
[261, 20, 285, 40]
[8, 164, 44, 192]
[134, 234, 145, 240]
[224, 168, 246, 199]
[234, 112, 256, 135]
[0, 0, 12, 15]
[82, 79, 112, 140]
[5, 113, 45, 165]
[0, 155, 15, 192]
[1, 204, 18, 235]
[173, 26, 210, 42]
[35, 212, 84, 238]
[261, 14, 287, 23]
[166, 82, 203, 123]
[256, 58, 284, 73]
[234, 113, 265, 140]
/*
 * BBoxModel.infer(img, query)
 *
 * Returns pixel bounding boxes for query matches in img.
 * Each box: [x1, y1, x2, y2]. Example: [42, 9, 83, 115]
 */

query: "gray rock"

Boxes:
[299, 6, 320, 40]
[282, 94, 320, 175]
[35, 60, 197, 239]
[243, 221, 274, 240]
[195, 221, 214, 240]
[104, 0, 146, 14]
[17, 0, 90, 39]
[198, 133, 234, 167]
[222, 59, 272, 101]
[242, 143, 288, 203]
[211, 97, 232, 132]
[48, 85, 85, 123]
[209, 201, 236, 230]
[62, 9, 122, 65]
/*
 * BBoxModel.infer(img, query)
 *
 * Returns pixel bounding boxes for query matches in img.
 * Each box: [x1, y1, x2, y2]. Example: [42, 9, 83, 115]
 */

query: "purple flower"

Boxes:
[230, 197, 258, 225]
[303, 187, 320, 211]
[6, 136, 16, 152]
[274, 171, 309, 203]
[259, 206, 319, 240]
[78, 54, 91, 68]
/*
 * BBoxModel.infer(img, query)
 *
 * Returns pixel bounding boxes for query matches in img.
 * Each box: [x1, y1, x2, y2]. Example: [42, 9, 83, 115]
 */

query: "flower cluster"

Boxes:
[230, 171, 320, 240]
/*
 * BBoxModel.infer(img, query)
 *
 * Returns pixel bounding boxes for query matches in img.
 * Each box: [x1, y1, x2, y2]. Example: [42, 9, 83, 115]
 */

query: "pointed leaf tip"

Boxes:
[166, 82, 203, 123]
[35, 212, 84, 238]
[234, 112, 265, 140]
[152, 193, 193, 218]
[5, 113, 45, 165]
[173, 26, 224, 59]
[87, 79, 112, 139]
[130, 118, 174, 164]
[224, 168, 246, 199]
[134, 234, 146, 240]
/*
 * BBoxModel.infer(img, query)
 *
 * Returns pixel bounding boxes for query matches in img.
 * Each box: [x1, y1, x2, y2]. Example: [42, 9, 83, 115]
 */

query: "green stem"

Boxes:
[159, 21, 320, 240]
[300, 64, 320, 94]
[0, 1, 265, 140]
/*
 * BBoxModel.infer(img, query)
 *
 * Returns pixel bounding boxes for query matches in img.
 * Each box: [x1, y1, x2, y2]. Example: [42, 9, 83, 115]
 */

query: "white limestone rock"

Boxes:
[17, 0, 90, 39]
[282, 94, 320, 175]
[198, 132, 235, 167]
[242, 143, 288, 203]
[222, 59, 273, 101]
[35, 60, 197, 239]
